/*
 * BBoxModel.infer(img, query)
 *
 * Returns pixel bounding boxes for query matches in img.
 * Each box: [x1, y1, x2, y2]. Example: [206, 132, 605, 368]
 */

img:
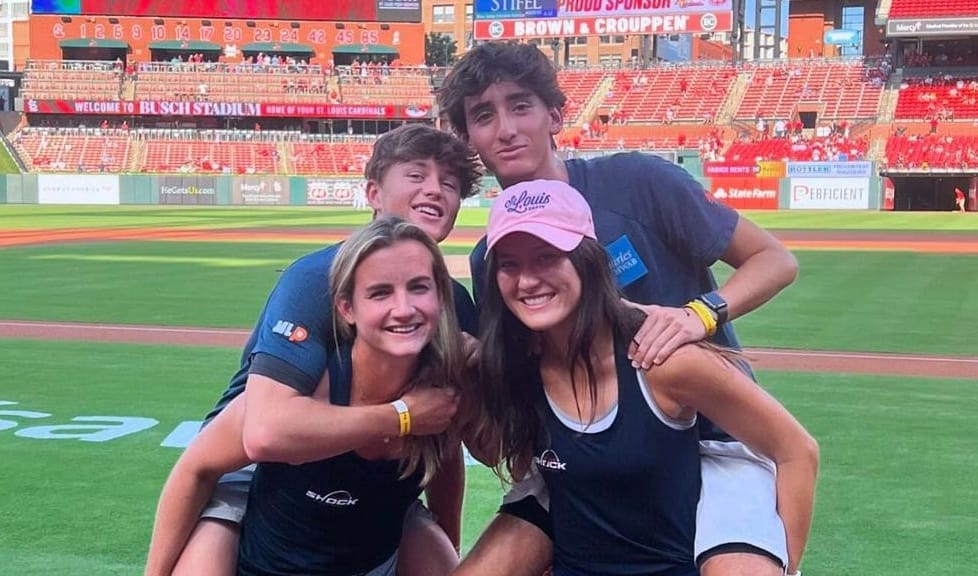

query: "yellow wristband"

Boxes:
[391, 399, 411, 437]
[685, 300, 717, 337]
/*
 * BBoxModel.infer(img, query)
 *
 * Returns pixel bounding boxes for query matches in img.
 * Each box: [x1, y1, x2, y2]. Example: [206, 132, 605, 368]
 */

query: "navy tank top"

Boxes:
[535, 339, 701, 576]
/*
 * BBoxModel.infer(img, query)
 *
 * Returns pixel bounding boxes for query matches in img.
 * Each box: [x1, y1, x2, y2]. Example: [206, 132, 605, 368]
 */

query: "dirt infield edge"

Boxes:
[1, 320, 974, 380]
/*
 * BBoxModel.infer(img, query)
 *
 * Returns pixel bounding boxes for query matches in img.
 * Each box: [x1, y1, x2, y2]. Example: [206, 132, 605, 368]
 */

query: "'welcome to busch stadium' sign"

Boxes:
[21, 99, 433, 119]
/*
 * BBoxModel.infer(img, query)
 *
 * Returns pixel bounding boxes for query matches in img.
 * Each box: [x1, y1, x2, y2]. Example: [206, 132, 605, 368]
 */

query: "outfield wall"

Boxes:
[0, 160, 883, 210]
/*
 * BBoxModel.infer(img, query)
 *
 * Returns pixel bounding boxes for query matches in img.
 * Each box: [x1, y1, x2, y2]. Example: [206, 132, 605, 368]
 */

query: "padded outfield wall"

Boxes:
[0, 158, 882, 210]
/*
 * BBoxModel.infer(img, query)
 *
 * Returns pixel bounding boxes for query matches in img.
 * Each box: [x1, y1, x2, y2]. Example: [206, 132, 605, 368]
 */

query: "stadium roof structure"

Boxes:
[58, 38, 130, 49]
[331, 44, 399, 56]
[241, 42, 314, 54]
[148, 41, 222, 52]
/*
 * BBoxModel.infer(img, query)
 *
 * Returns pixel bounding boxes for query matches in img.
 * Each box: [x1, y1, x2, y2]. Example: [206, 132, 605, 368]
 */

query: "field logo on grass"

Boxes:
[0, 400, 197, 447]
[0, 399, 486, 461]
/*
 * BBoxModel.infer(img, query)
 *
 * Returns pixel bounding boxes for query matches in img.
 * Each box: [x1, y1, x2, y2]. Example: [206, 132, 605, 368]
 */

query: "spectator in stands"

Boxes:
[774, 119, 787, 139]
[145, 124, 483, 576]
[438, 41, 804, 576]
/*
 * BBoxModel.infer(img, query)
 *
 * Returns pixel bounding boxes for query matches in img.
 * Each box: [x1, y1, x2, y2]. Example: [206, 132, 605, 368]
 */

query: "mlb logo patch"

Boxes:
[272, 320, 308, 343]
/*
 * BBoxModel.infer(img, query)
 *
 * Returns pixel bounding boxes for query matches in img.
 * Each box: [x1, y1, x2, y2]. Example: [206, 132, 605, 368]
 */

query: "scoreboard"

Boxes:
[31, 0, 422, 23]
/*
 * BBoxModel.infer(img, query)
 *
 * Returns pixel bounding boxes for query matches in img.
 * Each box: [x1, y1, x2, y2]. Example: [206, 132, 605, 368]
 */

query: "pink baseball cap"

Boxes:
[486, 179, 596, 257]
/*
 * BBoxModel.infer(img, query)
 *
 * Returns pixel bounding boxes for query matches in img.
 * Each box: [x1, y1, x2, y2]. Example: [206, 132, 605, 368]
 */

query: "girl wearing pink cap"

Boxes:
[470, 180, 819, 576]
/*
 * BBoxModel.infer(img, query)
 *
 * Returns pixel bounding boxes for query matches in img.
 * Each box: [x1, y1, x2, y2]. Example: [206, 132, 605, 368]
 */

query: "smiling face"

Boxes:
[337, 239, 441, 360]
[462, 81, 564, 188]
[366, 158, 462, 243]
[493, 232, 582, 339]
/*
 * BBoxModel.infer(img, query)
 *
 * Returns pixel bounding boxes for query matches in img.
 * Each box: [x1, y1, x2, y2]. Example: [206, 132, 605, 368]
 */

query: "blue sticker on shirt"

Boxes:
[605, 235, 649, 288]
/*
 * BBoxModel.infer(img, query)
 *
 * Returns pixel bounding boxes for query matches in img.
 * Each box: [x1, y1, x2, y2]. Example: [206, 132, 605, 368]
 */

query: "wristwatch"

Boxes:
[695, 291, 728, 325]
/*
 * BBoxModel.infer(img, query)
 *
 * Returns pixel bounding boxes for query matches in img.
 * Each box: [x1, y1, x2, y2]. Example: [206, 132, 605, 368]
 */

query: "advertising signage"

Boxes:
[709, 177, 779, 210]
[788, 177, 870, 210]
[30, 0, 421, 23]
[886, 17, 978, 37]
[474, 0, 559, 19]
[474, 0, 733, 39]
[23, 99, 434, 120]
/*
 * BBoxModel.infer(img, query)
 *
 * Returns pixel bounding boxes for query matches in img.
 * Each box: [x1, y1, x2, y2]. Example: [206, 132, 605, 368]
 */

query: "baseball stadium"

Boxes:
[0, 0, 976, 574]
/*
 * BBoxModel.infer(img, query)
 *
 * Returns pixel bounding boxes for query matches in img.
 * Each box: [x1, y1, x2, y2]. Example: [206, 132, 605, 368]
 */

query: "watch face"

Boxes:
[700, 291, 727, 311]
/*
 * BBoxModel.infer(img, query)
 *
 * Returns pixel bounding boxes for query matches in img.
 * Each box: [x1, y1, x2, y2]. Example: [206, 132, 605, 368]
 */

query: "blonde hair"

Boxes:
[329, 216, 465, 485]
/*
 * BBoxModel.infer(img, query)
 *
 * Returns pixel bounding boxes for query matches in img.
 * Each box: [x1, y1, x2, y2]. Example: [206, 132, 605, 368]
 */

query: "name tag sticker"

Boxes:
[605, 235, 649, 288]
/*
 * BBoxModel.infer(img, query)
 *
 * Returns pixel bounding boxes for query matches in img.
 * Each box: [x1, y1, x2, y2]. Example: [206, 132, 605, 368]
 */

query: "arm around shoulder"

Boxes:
[242, 372, 398, 464]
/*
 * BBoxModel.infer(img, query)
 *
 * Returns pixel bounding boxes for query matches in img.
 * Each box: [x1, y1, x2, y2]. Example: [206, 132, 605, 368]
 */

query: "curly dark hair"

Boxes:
[437, 42, 567, 138]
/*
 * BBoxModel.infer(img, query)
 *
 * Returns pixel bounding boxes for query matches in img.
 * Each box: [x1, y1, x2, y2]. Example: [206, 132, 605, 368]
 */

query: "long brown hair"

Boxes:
[474, 238, 644, 482]
[330, 216, 466, 485]
[474, 237, 746, 482]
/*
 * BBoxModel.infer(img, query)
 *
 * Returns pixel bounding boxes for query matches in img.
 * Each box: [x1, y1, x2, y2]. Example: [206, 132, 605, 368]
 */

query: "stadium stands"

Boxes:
[135, 61, 333, 104]
[736, 60, 883, 121]
[21, 60, 123, 101]
[337, 67, 433, 107]
[287, 140, 374, 175]
[884, 133, 978, 170]
[894, 77, 978, 120]
[600, 65, 738, 123]
[13, 128, 130, 172]
[557, 69, 607, 124]
[564, 124, 717, 151]
[14, 56, 935, 176]
[723, 135, 869, 162]
[888, 0, 978, 17]
[140, 136, 281, 174]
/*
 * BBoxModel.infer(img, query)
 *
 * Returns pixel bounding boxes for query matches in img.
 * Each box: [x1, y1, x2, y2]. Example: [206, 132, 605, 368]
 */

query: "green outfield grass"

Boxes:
[0, 339, 973, 576]
[1, 240, 976, 355]
[2, 205, 978, 232]
[1, 206, 975, 574]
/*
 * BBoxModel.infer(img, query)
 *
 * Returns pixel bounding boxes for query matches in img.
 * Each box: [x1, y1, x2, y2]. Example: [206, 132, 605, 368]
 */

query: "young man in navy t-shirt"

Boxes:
[438, 43, 807, 576]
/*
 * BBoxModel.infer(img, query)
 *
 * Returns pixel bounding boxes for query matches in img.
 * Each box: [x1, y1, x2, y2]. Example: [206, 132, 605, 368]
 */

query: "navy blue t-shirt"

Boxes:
[204, 242, 478, 425]
[470, 152, 743, 440]
[537, 340, 699, 576]
[237, 345, 425, 576]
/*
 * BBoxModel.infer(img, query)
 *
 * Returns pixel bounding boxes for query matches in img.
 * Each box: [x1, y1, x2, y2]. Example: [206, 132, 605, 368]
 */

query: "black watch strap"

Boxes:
[696, 291, 728, 325]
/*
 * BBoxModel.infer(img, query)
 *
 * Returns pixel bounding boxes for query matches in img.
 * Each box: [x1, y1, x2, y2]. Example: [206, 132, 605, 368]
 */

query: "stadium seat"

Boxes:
[599, 65, 738, 124]
[889, 0, 978, 17]
[894, 77, 978, 121]
[735, 60, 883, 121]
[14, 128, 131, 172]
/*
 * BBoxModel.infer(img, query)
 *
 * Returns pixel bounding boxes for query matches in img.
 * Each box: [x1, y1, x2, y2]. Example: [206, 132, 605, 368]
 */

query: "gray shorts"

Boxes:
[200, 464, 255, 523]
[694, 440, 788, 567]
[500, 441, 788, 566]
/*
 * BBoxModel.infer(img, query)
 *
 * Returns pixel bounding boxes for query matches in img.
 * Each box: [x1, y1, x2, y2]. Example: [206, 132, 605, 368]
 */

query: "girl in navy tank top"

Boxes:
[472, 180, 820, 576]
[147, 218, 468, 576]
